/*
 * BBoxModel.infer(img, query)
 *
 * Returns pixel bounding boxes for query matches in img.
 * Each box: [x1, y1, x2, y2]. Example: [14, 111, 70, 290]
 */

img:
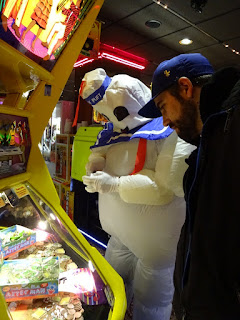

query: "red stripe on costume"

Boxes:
[131, 138, 147, 174]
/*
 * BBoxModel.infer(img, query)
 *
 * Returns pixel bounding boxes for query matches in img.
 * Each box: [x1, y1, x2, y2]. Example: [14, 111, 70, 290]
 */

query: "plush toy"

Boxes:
[81, 68, 195, 320]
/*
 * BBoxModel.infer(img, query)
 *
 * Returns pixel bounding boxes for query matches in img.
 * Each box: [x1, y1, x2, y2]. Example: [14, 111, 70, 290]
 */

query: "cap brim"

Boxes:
[138, 97, 162, 118]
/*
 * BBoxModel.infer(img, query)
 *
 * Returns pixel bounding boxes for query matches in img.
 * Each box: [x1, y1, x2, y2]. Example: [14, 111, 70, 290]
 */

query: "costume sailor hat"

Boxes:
[81, 68, 152, 131]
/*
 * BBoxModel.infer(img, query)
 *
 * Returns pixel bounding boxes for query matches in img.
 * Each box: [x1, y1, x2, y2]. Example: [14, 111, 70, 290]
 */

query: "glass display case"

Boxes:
[0, 182, 118, 319]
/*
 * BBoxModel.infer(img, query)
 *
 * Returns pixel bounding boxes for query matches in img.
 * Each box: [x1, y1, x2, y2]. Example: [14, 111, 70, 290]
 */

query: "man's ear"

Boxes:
[178, 77, 193, 99]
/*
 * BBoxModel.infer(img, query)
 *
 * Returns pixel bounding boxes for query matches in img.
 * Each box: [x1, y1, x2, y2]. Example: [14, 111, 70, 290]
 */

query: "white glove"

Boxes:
[85, 157, 105, 175]
[82, 171, 119, 194]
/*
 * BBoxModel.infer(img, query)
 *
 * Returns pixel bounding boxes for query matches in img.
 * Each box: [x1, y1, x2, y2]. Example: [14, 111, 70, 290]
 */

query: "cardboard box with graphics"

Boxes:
[61, 183, 74, 221]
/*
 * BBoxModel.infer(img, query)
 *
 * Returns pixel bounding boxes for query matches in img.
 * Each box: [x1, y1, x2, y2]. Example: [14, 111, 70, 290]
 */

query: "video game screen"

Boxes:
[0, 113, 31, 179]
[0, 0, 93, 71]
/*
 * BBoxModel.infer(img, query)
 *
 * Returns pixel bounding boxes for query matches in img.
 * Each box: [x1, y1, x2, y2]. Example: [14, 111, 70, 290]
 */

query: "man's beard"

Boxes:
[172, 97, 200, 143]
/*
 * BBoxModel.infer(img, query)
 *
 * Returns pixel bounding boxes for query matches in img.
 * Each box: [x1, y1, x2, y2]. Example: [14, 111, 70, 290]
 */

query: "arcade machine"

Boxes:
[0, 0, 127, 319]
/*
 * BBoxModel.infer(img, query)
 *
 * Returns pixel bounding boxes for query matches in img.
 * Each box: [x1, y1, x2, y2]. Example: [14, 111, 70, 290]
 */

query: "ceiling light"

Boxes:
[164, 4, 168, 9]
[101, 52, 145, 70]
[179, 38, 193, 45]
[74, 44, 147, 70]
[232, 49, 236, 52]
[74, 58, 94, 68]
[145, 20, 161, 28]
[224, 44, 229, 48]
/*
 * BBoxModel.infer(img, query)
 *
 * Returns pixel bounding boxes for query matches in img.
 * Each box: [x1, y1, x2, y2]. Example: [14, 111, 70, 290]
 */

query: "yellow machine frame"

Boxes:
[0, 0, 127, 319]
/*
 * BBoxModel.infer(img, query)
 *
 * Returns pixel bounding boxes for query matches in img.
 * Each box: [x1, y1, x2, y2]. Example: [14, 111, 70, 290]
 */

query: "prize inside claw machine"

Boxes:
[0, 0, 127, 319]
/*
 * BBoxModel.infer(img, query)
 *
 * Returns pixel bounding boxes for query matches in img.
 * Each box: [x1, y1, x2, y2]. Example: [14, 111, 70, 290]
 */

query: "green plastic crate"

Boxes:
[71, 126, 102, 181]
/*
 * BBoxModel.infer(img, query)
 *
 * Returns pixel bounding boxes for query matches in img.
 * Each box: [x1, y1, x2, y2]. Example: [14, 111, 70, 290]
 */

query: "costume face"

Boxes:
[93, 77, 152, 131]
[154, 90, 200, 142]
[81, 69, 152, 131]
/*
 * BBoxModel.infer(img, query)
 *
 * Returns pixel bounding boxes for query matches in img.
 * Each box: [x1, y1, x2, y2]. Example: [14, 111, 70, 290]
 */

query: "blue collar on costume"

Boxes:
[85, 76, 112, 106]
[91, 117, 173, 149]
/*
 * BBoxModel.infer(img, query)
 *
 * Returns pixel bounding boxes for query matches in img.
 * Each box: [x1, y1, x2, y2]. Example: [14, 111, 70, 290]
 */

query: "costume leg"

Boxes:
[133, 259, 174, 320]
[105, 236, 137, 306]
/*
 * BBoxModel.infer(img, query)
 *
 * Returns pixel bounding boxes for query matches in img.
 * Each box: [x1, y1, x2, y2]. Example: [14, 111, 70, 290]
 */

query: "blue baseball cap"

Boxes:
[138, 53, 214, 118]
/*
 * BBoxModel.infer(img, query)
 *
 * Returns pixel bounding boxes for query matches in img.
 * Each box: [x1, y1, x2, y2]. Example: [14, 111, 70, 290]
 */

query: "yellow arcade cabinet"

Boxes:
[0, 0, 127, 319]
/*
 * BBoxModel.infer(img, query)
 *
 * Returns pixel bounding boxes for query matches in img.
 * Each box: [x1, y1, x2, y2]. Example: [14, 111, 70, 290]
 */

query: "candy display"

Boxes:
[0, 257, 59, 284]
[0, 257, 59, 301]
[1, 229, 31, 247]
[0, 225, 36, 258]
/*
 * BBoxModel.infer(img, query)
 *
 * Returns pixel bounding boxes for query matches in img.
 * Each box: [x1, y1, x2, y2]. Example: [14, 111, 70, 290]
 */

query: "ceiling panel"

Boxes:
[158, 26, 217, 53]
[197, 9, 240, 41]
[100, 24, 148, 50]
[98, 0, 153, 24]
[165, 0, 240, 24]
[191, 43, 240, 69]
[118, 4, 189, 40]
[126, 40, 179, 63]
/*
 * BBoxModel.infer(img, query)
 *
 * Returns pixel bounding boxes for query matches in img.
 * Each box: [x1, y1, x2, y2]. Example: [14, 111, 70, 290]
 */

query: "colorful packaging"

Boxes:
[61, 182, 74, 221]
[0, 257, 59, 301]
[52, 178, 62, 198]
[0, 225, 36, 258]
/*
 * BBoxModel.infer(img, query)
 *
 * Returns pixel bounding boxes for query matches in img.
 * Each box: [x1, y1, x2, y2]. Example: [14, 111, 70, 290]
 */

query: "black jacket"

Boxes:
[173, 67, 240, 320]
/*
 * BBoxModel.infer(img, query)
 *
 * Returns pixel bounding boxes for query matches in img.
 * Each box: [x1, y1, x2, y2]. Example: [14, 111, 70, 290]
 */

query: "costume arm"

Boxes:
[118, 132, 195, 205]
[85, 146, 109, 175]
[169, 137, 196, 197]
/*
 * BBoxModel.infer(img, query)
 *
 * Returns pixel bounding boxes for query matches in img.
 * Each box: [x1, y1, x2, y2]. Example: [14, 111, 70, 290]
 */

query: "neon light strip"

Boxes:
[101, 43, 147, 63]
[78, 228, 107, 249]
[101, 52, 145, 70]
[74, 58, 94, 67]
[74, 58, 89, 67]
[74, 53, 145, 70]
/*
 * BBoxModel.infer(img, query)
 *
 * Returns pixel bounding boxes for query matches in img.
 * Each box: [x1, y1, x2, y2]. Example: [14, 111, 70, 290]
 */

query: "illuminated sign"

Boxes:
[0, 0, 94, 70]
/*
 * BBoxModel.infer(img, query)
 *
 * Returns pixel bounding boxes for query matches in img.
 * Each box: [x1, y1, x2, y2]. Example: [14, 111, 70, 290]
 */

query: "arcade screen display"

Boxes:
[0, 0, 93, 71]
[0, 113, 31, 179]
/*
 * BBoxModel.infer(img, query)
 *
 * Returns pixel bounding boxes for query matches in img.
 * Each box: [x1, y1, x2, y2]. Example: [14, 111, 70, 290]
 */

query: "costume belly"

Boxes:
[99, 193, 185, 267]
[98, 139, 186, 267]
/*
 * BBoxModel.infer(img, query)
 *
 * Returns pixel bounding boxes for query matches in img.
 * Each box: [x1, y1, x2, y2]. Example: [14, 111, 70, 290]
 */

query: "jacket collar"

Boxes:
[200, 67, 240, 123]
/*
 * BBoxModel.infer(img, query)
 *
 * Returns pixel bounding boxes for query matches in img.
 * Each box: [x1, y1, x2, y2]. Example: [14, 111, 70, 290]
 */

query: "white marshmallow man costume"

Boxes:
[81, 68, 195, 320]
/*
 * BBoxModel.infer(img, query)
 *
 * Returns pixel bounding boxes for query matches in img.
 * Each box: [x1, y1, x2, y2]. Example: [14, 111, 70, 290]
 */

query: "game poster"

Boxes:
[0, 0, 92, 71]
[0, 114, 31, 178]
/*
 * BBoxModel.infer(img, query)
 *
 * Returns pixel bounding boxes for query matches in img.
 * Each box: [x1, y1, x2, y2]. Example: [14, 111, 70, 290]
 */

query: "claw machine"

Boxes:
[0, 0, 127, 319]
